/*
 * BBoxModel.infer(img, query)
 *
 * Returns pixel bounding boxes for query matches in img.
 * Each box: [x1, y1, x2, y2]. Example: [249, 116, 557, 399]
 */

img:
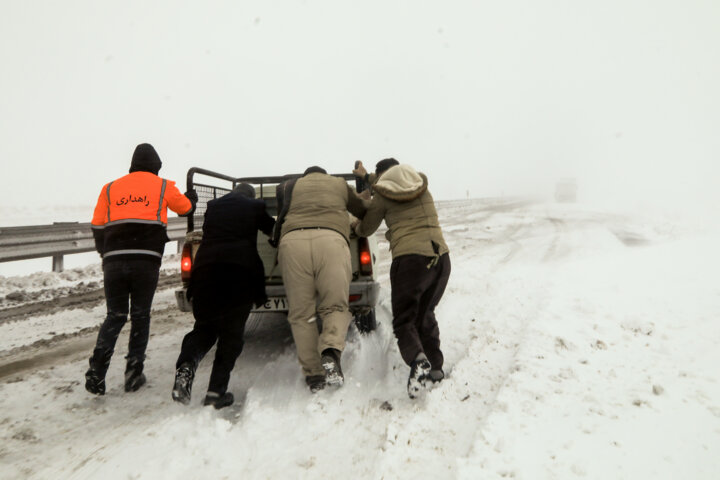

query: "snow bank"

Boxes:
[1, 200, 719, 479]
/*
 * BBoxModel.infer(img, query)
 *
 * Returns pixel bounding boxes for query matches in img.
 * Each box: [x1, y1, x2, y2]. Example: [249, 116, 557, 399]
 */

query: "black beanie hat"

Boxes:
[303, 166, 327, 176]
[129, 143, 162, 175]
[233, 182, 256, 199]
[375, 158, 399, 175]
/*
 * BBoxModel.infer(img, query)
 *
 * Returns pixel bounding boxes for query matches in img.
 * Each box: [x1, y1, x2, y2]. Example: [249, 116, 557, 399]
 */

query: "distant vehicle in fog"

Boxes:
[555, 178, 577, 202]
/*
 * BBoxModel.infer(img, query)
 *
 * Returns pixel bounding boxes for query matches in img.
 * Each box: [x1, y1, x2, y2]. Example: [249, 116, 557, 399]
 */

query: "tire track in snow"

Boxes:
[542, 216, 568, 263]
[0, 304, 186, 381]
[496, 223, 528, 267]
[0, 273, 181, 325]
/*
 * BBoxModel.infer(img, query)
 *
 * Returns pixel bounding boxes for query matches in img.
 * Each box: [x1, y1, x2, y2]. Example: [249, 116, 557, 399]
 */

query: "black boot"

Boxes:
[429, 369, 445, 383]
[321, 348, 344, 387]
[407, 355, 431, 399]
[203, 391, 234, 409]
[124, 359, 146, 392]
[85, 368, 106, 396]
[305, 375, 326, 393]
[172, 363, 195, 405]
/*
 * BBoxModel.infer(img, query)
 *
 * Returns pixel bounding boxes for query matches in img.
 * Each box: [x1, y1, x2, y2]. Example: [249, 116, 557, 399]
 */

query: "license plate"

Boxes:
[254, 297, 289, 311]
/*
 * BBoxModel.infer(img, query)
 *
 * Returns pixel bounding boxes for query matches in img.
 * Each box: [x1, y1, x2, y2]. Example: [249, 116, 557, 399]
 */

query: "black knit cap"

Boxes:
[303, 166, 327, 176]
[129, 143, 162, 175]
[233, 182, 256, 199]
[375, 158, 399, 175]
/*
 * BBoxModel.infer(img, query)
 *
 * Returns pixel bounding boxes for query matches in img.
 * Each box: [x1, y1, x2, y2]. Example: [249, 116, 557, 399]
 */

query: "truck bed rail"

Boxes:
[185, 167, 355, 232]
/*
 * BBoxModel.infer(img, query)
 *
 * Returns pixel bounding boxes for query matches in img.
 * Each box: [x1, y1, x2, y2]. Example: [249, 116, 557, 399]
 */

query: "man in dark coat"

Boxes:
[172, 183, 275, 409]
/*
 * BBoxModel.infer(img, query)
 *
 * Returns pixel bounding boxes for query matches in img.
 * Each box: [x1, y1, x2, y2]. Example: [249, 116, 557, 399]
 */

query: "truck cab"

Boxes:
[175, 168, 381, 332]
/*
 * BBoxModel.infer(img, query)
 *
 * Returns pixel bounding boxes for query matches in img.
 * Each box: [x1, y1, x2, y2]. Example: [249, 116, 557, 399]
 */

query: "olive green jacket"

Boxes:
[354, 164, 449, 260]
[281, 173, 368, 244]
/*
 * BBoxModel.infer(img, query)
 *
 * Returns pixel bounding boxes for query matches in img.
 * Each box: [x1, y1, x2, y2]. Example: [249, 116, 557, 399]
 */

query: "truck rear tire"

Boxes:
[353, 309, 377, 333]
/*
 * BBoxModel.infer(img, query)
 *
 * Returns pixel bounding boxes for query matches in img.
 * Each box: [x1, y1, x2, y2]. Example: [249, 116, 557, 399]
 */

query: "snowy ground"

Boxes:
[1, 199, 719, 479]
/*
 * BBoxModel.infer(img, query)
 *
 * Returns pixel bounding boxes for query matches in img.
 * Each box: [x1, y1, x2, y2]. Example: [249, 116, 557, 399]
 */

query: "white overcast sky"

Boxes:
[1, 0, 719, 211]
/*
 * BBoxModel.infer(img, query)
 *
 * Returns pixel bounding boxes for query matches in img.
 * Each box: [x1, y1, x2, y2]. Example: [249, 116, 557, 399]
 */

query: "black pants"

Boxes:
[390, 253, 451, 370]
[89, 258, 160, 374]
[175, 301, 253, 395]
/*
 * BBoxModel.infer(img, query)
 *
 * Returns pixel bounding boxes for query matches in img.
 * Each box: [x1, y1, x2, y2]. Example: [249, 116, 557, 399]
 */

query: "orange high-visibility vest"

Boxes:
[92, 171, 191, 227]
[91, 171, 192, 260]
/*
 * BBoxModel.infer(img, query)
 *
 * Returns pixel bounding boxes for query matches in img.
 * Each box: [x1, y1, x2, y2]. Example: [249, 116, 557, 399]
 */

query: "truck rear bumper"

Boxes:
[174, 280, 381, 314]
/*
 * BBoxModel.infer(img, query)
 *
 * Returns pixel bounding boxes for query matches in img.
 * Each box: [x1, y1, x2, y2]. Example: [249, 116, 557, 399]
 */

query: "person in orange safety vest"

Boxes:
[85, 143, 197, 396]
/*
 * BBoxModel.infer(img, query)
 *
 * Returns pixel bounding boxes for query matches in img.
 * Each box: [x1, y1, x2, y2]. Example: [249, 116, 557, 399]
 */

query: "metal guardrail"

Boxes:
[0, 217, 187, 272]
[0, 169, 356, 273]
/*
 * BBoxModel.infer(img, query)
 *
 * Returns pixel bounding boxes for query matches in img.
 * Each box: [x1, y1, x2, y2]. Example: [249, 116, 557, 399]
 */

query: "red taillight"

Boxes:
[360, 251, 371, 265]
[349, 294, 361, 302]
[180, 243, 192, 282]
[358, 237, 372, 276]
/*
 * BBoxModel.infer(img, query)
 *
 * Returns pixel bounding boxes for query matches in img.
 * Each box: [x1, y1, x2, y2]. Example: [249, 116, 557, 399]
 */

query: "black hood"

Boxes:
[129, 143, 162, 175]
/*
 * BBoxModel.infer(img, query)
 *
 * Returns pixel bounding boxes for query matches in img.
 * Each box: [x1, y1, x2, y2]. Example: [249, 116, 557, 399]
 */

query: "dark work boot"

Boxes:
[203, 391, 234, 409]
[321, 348, 344, 387]
[407, 354, 432, 399]
[85, 368, 106, 396]
[124, 359, 146, 392]
[172, 363, 195, 405]
[429, 369, 445, 383]
[305, 375, 326, 393]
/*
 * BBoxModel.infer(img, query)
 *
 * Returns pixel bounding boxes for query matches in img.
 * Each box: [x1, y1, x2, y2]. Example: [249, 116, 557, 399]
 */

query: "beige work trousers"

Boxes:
[278, 229, 352, 377]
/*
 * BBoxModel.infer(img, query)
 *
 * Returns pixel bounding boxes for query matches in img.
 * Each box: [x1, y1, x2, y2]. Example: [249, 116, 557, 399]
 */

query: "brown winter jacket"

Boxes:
[354, 164, 449, 260]
[280, 172, 368, 244]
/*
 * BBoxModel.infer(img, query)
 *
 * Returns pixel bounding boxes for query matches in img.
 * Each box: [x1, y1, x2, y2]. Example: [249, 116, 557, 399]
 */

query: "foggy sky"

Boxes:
[1, 0, 719, 212]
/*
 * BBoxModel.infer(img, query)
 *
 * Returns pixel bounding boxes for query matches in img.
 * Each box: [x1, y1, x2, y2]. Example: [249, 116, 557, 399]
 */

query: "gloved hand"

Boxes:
[352, 161, 367, 178]
[184, 189, 199, 205]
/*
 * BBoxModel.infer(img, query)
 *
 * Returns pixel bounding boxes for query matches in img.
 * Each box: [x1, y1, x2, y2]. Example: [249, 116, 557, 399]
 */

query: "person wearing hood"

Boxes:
[171, 182, 275, 409]
[352, 159, 450, 399]
[272, 166, 368, 393]
[85, 143, 197, 396]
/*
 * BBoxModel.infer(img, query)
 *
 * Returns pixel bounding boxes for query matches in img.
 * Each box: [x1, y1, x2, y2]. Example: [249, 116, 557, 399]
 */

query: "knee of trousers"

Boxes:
[130, 315, 150, 328]
[105, 311, 128, 321]
[287, 307, 319, 327]
[129, 312, 151, 320]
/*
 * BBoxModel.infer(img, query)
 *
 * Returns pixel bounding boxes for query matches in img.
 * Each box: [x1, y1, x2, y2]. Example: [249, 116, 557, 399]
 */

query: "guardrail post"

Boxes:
[52, 255, 64, 273]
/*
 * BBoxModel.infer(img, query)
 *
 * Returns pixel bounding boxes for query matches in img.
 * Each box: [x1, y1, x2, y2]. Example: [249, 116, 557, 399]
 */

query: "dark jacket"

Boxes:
[188, 191, 275, 309]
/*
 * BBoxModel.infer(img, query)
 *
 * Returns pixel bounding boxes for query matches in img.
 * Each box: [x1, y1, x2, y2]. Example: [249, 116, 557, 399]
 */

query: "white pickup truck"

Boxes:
[174, 168, 381, 332]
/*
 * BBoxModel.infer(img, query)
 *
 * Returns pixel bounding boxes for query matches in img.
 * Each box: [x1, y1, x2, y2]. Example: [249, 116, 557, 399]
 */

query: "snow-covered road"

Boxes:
[1, 199, 719, 479]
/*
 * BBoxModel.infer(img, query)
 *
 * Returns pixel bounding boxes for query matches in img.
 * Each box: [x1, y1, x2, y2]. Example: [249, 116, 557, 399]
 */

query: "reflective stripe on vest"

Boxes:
[156, 179, 167, 221]
[91, 218, 167, 228]
[105, 181, 114, 222]
[103, 249, 163, 258]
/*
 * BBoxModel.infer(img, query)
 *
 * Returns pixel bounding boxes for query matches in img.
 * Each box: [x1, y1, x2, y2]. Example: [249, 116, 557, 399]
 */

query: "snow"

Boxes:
[1, 199, 719, 479]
